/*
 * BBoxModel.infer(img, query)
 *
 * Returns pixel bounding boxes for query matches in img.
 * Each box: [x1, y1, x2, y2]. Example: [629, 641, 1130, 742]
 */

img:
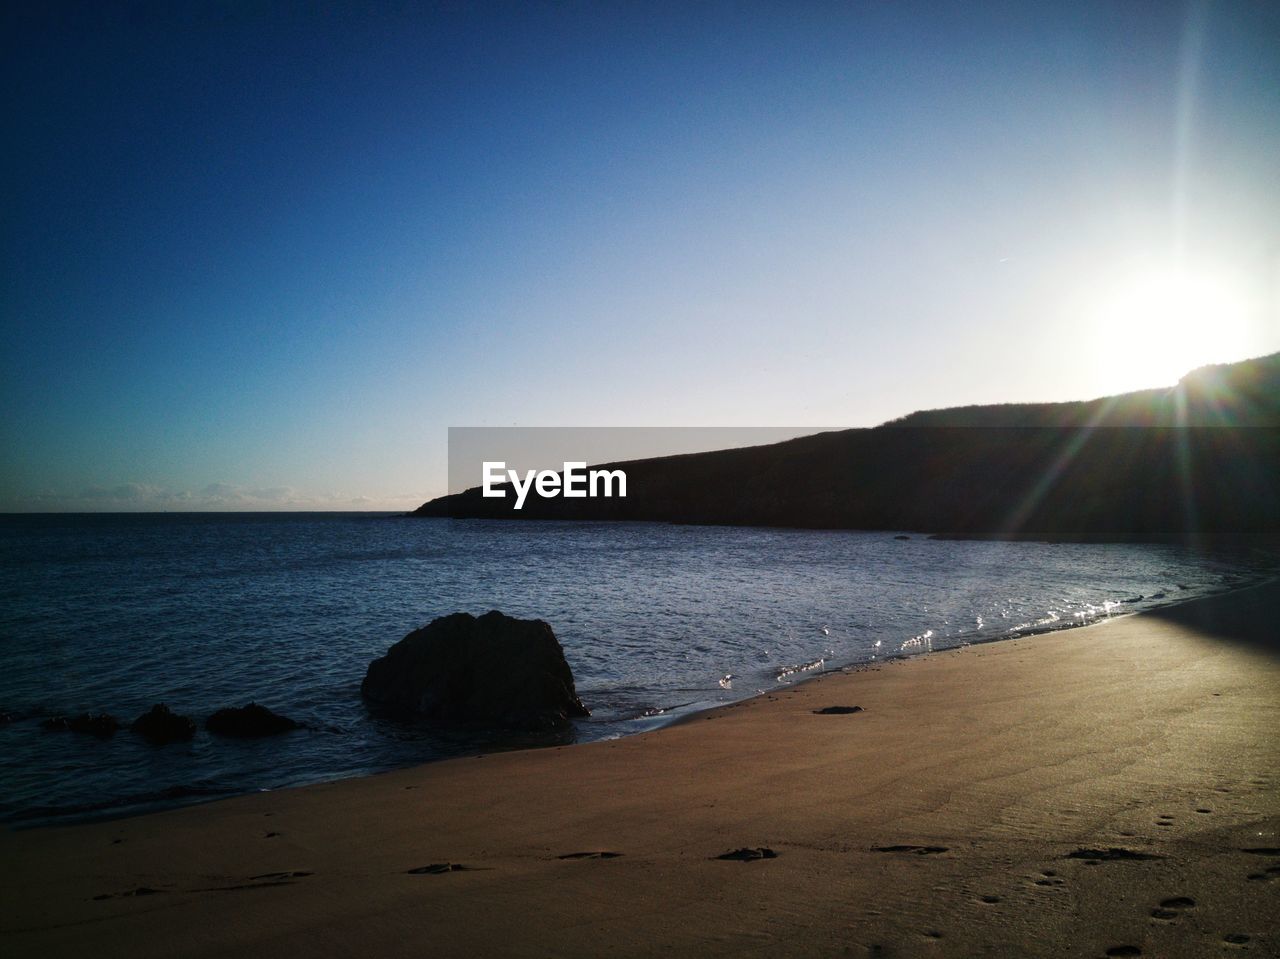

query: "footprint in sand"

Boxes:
[558, 851, 624, 860]
[978, 895, 1001, 904]
[872, 845, 948, 855]
[1065, 848, 1162, 863]
[715, 847, 777, 861]
[186, 872, 314, 893]
[1150, 896, 1195, 920]
[1224, 934, 1251, 946]
[92, 887, 163, 901]
[248, 871, 312, 881]
[1245, 863, 1280, 882]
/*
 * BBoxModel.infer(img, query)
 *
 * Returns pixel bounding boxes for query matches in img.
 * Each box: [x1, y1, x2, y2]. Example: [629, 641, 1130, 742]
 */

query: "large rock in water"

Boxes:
[131, 703, 196, 744]
[361, 611, 589, 728]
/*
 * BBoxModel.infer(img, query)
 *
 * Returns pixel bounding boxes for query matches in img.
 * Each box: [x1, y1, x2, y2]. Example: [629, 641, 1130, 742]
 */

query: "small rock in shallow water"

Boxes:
[206, 703, 302, 737]
[42, 713, 119, 738]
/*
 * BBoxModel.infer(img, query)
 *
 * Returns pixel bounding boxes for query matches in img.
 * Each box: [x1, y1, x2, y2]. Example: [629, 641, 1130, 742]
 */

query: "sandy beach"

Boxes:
[3, 582, 1277, 958]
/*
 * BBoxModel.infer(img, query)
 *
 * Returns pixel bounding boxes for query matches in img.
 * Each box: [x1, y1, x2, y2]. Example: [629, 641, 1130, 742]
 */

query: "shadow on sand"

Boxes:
[1144, 579, 1280, 658]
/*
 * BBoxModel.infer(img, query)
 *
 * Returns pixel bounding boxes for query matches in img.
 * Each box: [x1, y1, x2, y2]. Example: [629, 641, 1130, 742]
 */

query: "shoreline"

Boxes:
[409, 512, 1280, 550]
[4, 581, 1278, 956]
[4, 572, 1275, 831]
[646, 575, 1277, 732]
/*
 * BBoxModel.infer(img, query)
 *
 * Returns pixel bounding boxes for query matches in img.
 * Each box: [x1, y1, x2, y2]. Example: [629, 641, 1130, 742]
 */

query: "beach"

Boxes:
[3, 582, 1277, 958]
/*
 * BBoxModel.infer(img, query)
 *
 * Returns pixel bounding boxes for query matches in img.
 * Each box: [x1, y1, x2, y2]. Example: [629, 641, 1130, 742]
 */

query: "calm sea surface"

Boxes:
[0, 513, 1272, 826]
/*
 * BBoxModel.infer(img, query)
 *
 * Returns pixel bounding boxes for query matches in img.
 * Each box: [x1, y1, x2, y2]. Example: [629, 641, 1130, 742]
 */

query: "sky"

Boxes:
[3, 1, 1278, 511]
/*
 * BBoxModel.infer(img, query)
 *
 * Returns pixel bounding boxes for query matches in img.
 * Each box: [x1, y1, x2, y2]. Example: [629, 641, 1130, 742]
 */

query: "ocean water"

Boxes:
[0, 513, 1271, 826]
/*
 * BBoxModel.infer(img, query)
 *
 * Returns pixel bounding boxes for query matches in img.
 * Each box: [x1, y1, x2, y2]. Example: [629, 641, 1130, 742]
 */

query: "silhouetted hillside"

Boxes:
[414, 353, 1280, 541]
[886, 353, 1280, 427]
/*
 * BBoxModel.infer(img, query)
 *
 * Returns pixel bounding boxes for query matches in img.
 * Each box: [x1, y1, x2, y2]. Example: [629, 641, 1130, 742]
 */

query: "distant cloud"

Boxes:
[5, 482, 426, 512]
[197, 483, 300, 506]
[80, 483, 171, 502]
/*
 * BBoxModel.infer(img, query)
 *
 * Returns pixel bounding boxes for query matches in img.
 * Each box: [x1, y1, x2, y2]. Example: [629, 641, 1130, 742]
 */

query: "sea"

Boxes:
[0, 512, 1273, 827]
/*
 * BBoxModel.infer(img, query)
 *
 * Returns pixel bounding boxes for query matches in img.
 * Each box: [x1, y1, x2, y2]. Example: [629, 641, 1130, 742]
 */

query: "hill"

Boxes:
[413, 353, 1280, 541]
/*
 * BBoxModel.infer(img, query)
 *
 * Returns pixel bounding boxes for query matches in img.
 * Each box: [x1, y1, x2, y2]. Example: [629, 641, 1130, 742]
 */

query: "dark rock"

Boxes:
[42, 713, 120, 738]
[894, 534, 911, 540]
[71, 713, 119, 737]
[130, 704, 196, 744]
[813, 705, 864, 715]
[206, 703, 302, 738]
[361, 611, 589, 728]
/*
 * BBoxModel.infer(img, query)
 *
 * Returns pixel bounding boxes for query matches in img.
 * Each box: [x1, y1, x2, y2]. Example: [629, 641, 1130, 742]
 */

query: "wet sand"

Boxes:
[3, 582, 1278, 957]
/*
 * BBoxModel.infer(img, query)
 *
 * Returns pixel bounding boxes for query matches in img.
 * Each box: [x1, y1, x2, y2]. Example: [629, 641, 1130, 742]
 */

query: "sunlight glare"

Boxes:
[1091, 261, 1255, 393]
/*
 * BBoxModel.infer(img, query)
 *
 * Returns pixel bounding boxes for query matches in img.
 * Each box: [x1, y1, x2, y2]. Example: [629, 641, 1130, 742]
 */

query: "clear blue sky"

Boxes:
[3, 1, 1277, 510]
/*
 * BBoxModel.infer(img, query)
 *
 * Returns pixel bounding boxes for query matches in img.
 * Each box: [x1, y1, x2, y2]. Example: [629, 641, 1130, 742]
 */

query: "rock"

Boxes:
[42, 713, 120, 737]
[130, 704, 196, 744]
[206, 703, 301, 737]
[361, 610, 589, 728]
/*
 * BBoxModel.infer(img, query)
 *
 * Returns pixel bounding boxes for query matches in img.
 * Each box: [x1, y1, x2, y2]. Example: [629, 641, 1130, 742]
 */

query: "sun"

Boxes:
[1089, 260, 1257, 394]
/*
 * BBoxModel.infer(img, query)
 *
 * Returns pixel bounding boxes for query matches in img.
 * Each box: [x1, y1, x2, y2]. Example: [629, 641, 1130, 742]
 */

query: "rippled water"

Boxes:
[0, 513, 1270, 826]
